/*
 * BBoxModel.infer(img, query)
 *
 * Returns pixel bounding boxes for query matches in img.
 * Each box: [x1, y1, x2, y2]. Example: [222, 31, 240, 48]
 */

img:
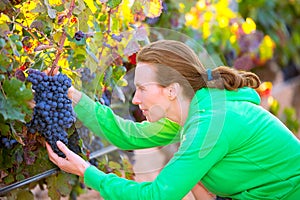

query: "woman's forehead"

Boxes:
[134, 62, 157, 85]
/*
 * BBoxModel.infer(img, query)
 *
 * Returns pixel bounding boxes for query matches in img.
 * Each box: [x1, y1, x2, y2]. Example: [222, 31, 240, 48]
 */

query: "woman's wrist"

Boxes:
[68, 86, 82, 106]
[80, 161, 91, 177]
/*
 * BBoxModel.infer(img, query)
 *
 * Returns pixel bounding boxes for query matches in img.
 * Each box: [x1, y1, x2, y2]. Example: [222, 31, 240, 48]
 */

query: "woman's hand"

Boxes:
[46, 141, 90, 177]
[68, 86, 82, 106]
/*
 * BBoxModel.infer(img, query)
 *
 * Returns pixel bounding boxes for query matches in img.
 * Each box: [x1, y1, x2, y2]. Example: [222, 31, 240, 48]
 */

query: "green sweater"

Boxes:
[74, 87, 300, 200]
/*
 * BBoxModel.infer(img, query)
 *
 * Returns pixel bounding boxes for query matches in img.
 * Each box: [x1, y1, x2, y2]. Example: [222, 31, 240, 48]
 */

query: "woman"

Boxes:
[47, 40, 300, 199]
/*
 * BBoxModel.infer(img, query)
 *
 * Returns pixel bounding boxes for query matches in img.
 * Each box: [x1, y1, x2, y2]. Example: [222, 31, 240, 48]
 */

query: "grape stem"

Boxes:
[98, 8, 112, 62]
[49, 0, 76, 76]
[10, 21, 51, 45]
[0, 84, 7, 99]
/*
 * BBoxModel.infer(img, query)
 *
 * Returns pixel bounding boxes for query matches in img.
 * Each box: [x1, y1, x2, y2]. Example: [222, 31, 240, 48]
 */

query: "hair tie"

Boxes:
[207, 69, 213, 81]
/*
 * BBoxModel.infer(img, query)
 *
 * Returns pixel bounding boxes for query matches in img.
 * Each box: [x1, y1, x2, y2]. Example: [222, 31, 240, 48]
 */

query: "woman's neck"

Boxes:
[167, 97, 191, 126]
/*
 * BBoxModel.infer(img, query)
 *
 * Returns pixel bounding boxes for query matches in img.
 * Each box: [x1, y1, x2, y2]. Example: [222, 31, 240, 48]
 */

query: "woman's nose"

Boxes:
[132, 91, 141, 105]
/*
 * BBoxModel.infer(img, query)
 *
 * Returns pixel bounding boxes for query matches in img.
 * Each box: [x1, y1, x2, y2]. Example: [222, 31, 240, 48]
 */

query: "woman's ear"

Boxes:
[167, 83, 180, 100]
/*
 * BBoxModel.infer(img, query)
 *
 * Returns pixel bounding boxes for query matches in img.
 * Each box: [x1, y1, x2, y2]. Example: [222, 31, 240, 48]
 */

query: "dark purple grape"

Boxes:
[1, 137, 18, 149]
[146, 17, 160, 25]
[15, 69, 26, 81]
[74, 31, 85, 41]
[80, 67, 96, 83]
[111, 33, 123, 42]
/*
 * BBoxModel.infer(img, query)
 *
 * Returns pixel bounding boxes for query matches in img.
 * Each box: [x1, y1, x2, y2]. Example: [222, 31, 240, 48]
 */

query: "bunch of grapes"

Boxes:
[80, 67, 96, 83]
[74, 30, 86, 41]
[26, 69, 76, 157]
[0, 137, 18, 149]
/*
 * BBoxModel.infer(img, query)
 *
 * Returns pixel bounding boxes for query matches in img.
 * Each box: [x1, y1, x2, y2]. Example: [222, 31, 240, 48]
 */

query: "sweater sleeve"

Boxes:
[83, 116, 229, 200]
[74, 93, 181, 150]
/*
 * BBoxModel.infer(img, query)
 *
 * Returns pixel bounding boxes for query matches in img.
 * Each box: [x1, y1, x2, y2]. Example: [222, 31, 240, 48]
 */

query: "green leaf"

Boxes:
[0, 38, 5, 48]
[47, 172, 77, 199]
[0, 23, 9, 37]
[78, 9, 91, 32]
[16, 189, 34, 200]
[0, 122, 10, 136]
[3, 78, 33, 101]
[0, 78, 33, 122]
[107, 0, 122, 9]
[99, 14, 107, 22]
[4, 173, 15, 184]
[16, 173, 25, 181]
[0, 94, 25, 122]
[111, 16, 120, 32]
[73, 0, 86, 15]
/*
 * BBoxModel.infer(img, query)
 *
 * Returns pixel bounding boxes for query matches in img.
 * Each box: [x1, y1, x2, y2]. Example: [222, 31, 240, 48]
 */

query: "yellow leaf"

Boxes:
[84, 0, 98, 14]
[202, 22, 211, 39]
[203, 12, 213, 22]
[143, 0, 162, 18]
[49, 0, 62, 6]
[242, 17, 256, 34]
[0, 13, 10, 24]
[120, 0, 133, 24]
[230, 35, 237, 44]
[179, 3, 185, 13]
[218, 16, 229, 28]
[196, 1, 206, 10]
[58, 58, 69, 69]
[185, 13, 195, 26]
[259, 35, 275, 61]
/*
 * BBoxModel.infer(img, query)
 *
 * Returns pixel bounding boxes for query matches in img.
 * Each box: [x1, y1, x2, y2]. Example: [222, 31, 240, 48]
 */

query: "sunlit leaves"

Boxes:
[242, 17, 256, 34]
[84, 0, 98, 13]
[107, 0, 122, 9]
[144, 0, 163, 18]
[259, 35, 275, 63]
[185, 0, 275, 69]
[0, 0, 160, 193]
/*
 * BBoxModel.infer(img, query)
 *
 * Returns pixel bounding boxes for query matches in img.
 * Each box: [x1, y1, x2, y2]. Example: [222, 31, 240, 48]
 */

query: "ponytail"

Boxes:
[206, 66, 261, 90]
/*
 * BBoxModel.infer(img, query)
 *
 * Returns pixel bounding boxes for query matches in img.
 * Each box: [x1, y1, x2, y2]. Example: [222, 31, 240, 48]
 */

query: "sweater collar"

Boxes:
[189, 87, 261, 111]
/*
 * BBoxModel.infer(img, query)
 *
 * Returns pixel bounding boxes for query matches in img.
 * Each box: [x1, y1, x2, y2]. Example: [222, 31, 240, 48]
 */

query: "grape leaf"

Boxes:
[3, 78, 33, 101]
[78, 8, 90, 32]
[47, 172, 77, 199]
[143, 0, 163, 18]
[16, 189, 34, 200]
[73, 0, 86, 15]
[0, 78, 33, 122]
[107, 0, 122, 9]
[0, 94, 26, 122]
[0, 23, 9, 37]
[0, 122, 10, 136]
[123, 39, 140, 56]
[84, 0, 98, 14]
[131, 0, 143, 13]
[134, 26, 149, 42]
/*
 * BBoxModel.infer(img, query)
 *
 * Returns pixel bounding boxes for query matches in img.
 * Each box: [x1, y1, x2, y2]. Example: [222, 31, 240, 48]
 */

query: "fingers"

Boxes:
[46, 142, 59, 165]
[57, 141, 71, 158]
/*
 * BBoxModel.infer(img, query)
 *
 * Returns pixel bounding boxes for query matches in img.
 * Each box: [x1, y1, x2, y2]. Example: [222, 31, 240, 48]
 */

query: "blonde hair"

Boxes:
[137, 40, 261, 99]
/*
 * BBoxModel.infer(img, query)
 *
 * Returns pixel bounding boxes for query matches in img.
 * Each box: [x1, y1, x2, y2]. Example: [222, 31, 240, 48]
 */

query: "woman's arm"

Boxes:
[69, 87, 181, 150]
[47, 120, 227, 200]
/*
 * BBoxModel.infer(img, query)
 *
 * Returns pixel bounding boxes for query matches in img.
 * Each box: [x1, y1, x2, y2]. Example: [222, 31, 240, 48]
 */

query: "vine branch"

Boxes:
[49, 0, 76, 76]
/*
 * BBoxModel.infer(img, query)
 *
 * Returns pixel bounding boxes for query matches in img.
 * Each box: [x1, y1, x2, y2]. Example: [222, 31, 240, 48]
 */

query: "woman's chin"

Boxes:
[145, 115, 163, 123]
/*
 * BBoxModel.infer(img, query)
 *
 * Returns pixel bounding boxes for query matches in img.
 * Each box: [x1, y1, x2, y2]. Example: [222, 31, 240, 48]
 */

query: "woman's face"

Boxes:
[132, 62, 171, 122]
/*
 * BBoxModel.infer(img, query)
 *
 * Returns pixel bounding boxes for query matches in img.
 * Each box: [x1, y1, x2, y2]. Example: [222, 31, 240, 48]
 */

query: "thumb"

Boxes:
[56, 141, 69, 154]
